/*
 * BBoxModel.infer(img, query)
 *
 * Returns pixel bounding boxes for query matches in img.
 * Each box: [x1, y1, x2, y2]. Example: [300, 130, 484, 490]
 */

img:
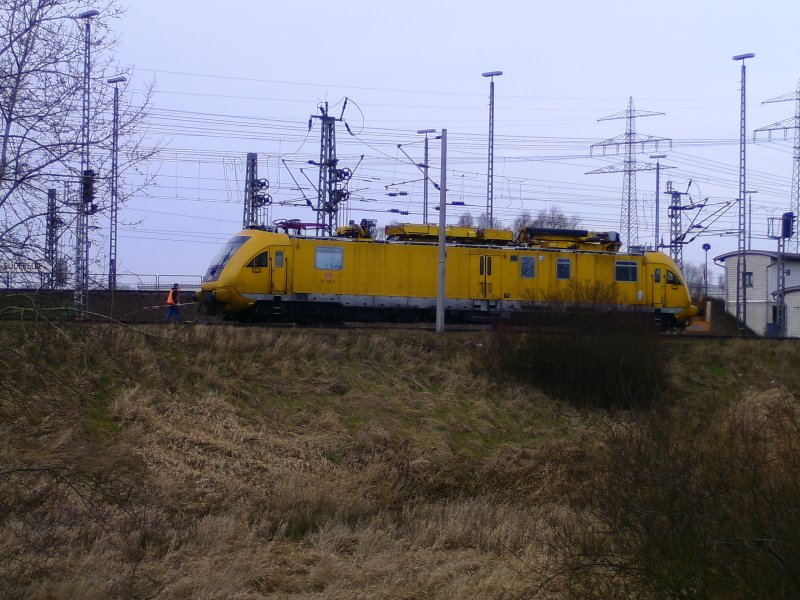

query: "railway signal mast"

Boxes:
[588, 97, 670, 250]
[74, 9, 99, 313]
[768, 212, 795, 337]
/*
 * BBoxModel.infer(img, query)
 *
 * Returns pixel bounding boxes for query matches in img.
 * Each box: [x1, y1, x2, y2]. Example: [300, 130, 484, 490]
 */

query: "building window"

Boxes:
[745, 271, 753, 287]
[315, 246, 343, 270]
[615, 260, 638, 282]
[520, 256, 536, 278]
[556, 257, 571, 280]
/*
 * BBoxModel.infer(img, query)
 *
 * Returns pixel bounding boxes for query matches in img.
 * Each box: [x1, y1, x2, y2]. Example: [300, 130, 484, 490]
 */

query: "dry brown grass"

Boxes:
[3, 322, 798, 599]
[0, 323, 581, 599]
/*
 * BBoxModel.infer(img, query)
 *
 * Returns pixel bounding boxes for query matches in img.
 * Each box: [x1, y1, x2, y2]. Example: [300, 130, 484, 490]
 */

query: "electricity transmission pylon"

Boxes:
[754, 79, 800, 253]
[587, 97, 671, 249]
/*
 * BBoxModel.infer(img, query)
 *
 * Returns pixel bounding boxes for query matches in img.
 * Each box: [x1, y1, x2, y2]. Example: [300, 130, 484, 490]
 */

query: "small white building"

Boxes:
[715, 250, 800, 337]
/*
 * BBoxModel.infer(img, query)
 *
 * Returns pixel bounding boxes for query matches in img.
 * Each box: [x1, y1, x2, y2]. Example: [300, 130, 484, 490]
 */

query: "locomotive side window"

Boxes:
[556, 258, 571, 280]
[248, 252, 268, 268]
[486, 256, 492, 276]
[315, 246, 343, 270]
[520, 256, 536, 278]
[654, 268, 661, 283]
[615, 261, 638, 282]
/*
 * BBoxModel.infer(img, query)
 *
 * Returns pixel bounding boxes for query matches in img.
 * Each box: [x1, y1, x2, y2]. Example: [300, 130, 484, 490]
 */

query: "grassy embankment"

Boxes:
[1, 321, 799, 599]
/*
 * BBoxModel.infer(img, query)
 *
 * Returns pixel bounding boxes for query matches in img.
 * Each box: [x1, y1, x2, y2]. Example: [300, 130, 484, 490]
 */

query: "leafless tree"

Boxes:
[0, 0, 154, 284]
[476, 212, 502, 229]
[513, 207, 580, 231]
[456, 212, 475, 227]
[681, 261, 705, 299]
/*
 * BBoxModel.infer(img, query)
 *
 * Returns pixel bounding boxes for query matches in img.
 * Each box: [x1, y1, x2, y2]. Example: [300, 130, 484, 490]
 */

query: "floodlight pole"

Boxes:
[417, 129, 436, 225]
[436, 129, 447, 334]
[733, 52, 754, 336]
[482, 71, 502, 225]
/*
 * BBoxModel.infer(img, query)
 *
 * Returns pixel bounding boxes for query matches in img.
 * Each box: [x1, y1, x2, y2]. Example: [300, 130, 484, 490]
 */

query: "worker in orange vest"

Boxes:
[165, 282, 181, 323]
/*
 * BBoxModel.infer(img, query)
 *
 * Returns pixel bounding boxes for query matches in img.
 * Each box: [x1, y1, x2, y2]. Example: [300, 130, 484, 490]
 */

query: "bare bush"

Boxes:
[485, 282, 666, 410]
[544, 391, 800, 599]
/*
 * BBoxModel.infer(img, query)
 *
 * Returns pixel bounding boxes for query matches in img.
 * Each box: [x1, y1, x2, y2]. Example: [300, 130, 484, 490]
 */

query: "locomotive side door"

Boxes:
[471, 254, 500, 299]
[270, 246, 289, 295]
[650, 265, 665, 308]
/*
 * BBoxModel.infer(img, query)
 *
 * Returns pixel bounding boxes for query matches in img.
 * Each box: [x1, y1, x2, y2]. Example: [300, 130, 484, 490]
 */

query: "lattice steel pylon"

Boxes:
[242, 153, 271, 229]
[587, 97, 671, 249]
[665, 181, 690, 270]
[75, 13, 95, 312]
[310, 102, 355, 236]
[45, 189, 59, 289]
[754, 79, 800, 253]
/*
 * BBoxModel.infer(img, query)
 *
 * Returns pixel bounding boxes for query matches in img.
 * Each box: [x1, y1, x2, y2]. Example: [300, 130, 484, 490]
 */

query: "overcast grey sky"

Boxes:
[107, 0, 800, 281]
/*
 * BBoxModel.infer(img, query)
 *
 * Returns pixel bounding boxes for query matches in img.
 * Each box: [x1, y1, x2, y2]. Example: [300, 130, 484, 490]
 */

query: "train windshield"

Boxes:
[203, 235, 250, 282]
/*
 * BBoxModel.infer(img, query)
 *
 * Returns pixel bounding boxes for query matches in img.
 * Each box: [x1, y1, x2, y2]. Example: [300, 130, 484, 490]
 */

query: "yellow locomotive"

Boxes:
[197, 219, 697, 326]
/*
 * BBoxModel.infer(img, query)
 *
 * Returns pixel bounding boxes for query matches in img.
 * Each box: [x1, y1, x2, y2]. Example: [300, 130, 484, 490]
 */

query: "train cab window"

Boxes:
[274, 251, 284, 268]
[520, 256, 536, 279]
[556, 257, 571, 280]
[203, 235, 250, 282]
[248, 252, 268, 269]
[315, 246, 343, 270]
[615, 261, 638, 282]
[654, 268, 661, 283]
[667, 270, 680, 285]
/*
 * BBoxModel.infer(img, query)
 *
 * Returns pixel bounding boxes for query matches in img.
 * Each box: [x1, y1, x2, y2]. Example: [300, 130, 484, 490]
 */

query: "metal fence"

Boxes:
[0, 272, 202, 292]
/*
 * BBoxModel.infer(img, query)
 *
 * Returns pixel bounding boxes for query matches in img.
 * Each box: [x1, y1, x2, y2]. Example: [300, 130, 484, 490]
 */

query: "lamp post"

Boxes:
[650, 154, 667, 249]
[482, 71, 502, 226]
[107, 76, 125, 313]
[417, 129, 436, 225]
[702, 242, 711, 299]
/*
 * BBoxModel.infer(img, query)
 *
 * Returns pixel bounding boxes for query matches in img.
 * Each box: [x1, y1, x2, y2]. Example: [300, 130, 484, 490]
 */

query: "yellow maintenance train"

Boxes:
[196, 219, 697, 326]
